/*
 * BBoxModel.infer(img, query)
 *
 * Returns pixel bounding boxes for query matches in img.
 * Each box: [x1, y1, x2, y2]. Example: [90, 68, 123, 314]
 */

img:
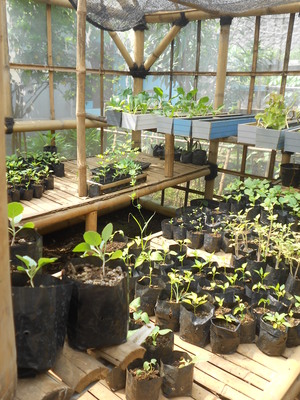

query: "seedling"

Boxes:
[258, 297, 270, 312]
[263, 312, 291, 330]
[8, 202, 35, 246]
[135, 359, 158, 378]
[16, 255, 57, 288]
[129, 297, 150, 324]
[148, 326, 172, 346]
[183, 292, 208, 314]
[233, 296, 248, 321]
[73, 223, 123, 277]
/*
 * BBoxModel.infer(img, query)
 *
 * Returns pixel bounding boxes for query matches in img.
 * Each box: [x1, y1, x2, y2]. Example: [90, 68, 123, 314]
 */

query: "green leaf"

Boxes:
[7, 202, 23, 219]
[37, 257, 57, 269]
[102, 223, 113, 242]
[83, 231, 102, 246]
[22, 222, 35, 229]
[16, 255, 36, 268]
[73, 242, 91, 252]
[110, 249, 123, 260]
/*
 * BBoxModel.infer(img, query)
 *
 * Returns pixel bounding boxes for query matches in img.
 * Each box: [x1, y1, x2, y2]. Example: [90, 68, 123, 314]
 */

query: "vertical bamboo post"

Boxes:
[247, 16, 260, 114]
[100, 29, 104, 153]
[85, 211, 98, 231]
[165, 133, 174, 177]
[0, 1, 17, 397]
[1, 0, 12, 118]
[76, 0, 87, 197]
[132, 29, 144, 150]
[205, 17, 232, 199]
[47, 4, 56, 144]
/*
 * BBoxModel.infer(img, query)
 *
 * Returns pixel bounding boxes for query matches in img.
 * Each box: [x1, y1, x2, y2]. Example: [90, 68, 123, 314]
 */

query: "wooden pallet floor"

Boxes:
[77, 335, 300, 400]
[19, 154, 209, 230]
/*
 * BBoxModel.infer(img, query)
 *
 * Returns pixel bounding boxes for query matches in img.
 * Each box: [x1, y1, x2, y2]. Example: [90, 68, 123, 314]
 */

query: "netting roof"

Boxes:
[69, 0, 299, 31]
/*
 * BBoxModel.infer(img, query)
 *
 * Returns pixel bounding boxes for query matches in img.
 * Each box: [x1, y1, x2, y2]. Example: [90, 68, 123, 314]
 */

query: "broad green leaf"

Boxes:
[73, 242, 91, 252]
[7, 202, 23, 219]
[102, 223, 113, 242]
[37, 257, 57, 269]
[22, 222, 35, 229]
[84, 231, 102, 246]
[16, 255, 36, 268]
[110, 249, 123, 260]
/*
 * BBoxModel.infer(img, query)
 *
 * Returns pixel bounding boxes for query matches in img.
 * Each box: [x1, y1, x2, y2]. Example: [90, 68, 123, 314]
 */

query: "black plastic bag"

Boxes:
[12, 273, 72, 376]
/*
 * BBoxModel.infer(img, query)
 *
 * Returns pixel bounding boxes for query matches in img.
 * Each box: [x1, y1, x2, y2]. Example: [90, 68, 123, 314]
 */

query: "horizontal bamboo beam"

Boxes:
[34, 0, 300, 19]
[26, 167, 210, 230]
[11, 119, 105, 133]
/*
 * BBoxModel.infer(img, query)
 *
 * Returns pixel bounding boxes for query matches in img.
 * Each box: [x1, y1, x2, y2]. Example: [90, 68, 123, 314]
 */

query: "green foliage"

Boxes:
[135, 359, 158, 378]
[16, 255, 57, 288]
[129, 297, 150, 325]
[183, 292, 208, 314]
[73, 223, 122, 277]
[148, 326, 172, 346]
[8, 202, 35, 246]
[255, 92, 290, 130]
[263, 312, 291, 330]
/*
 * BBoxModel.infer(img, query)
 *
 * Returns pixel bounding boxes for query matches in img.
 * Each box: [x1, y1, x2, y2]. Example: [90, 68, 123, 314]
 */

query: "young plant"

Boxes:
[270, 283, 286, 301]
[167, 269, 193, 303]
[129, 297, 150, 324]
[135, 359, 158, 379]
[233, 296, 248, 321]
[255, 92, 291, 130]
[148, 325, 172, 346]
[135, 250, 163, 287]
[73, 223, 123, 277]
[183, 292, 208, 314]
[16, 255, 57, 288]
[258, 297, 270, 312]
[263, 312, 291, 330]
[8, 202, 35, 246]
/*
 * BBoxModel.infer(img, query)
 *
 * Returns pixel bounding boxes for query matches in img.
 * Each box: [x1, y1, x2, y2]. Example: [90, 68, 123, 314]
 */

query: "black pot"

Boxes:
[238, 315, 256, 344]
[210, 315, 241, 354]
[285, 273, 300, 296]
[219, 201, 231, 213]
[203, 232, 222, 253]
[186, 230, 204, 249]
[20, 187, 34, 201]
[67, 267, 128, 350]
[264, 264, 289, 286]
[142, 330, 174, 362]
[257, 314, 288, 356]
[192, 148, 207, 165]
[161, 219, 173, 240]
[286, 319, 300, 348]
[32, 183, 43, 199]
[281, 163, 300, 188]
[43, 145, 57, 153]
[172, 224, 187, 241]
[135, 277, 166, 316]
[12, 273, 72, 376]
[221, 232, 234, 254]
[10, 188, 21, 202]
[246, 260, 267, 284]
[155, 294, 181, 332]
[88, 183, 100, 198]
[179, 302, 214, 347]
[10, 228, 43, 267]
[126, 360, 162, 400]
[52, 162, 65, 177]
[44, 175, 55, 190]
[180, 151, 193, 164]
[160, 351, 194, 398]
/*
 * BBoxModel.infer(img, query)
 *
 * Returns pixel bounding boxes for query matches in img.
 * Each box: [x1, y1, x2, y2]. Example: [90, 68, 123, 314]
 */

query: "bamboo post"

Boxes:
[247, 16, 260, 113]
[1, 0, 12, 118]
[205, 17, 232, 199]
[132, 29, 144, 150]
[109, 32, 134, 69]
[0, 1, 17, 397]
[165, 133, 174, 177]
[280, 13, 295, 97]
[85, 211, 98, 231]
[76, 0, 87, 197]
[144, 25, 182, 71]
[46, 4, 56, 144]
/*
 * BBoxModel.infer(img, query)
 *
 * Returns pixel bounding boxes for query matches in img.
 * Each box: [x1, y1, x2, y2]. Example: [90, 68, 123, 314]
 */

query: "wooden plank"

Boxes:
[89, 381, 122, 400]
[52, 343, 108, 394]
[15, 372, 73, 400]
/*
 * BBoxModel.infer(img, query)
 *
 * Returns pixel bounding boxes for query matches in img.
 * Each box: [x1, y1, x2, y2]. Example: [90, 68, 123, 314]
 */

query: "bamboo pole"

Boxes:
[144, 25, 182, 71]
[33, 0, 300, 19]
[1, 0, 12, 117]
[46, 4, 56, 145]
[109, 32, 134, 69]
[132, 29, 144, 150]
[85, 211, 98, 231]
[247, 16, 260, 114]
[0, 1, 17, 397]
[76, 0, 87, 197]
[12, 119, 104, 132]
[205, 18, 232, 199]
[165, 133, 175, 177]
[280, 13, 295, 97]
[100, 29, 104, 154]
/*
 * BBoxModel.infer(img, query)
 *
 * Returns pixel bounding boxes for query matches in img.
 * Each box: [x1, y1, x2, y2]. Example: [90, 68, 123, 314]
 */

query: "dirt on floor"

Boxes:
[43, 204, 165, 273]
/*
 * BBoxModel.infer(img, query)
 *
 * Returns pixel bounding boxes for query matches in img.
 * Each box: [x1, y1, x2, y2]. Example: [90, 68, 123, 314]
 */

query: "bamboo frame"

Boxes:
[144, 25, 182, 71]
[46, 4, 56, 145]
[205, 19, 231, 199]
[76, 0, 87, 197]
[247, 16, 260, 114]
[1, 0, 12, 117]
[11, 119, 103, 132]
[109, 32, 134, 69]
[132, 29, 144, 150]
[0, 1, 17, 397]
[280, 13, 295, 97]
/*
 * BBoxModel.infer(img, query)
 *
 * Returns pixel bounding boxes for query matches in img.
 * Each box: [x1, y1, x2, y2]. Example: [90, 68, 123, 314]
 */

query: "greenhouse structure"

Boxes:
[1, 1, 300, 399]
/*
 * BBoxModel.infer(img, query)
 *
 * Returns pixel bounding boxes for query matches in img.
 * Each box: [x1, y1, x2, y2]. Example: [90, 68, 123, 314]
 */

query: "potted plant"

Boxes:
[67, 222, 128, 350]
[179, 291, 214, 347]
[160, 351, 196, 398]
[210, 313, 241, 354]
[12, 255, 72, 376]
[142, 325, 174, 362]
[257, 311, 290, 356]
[126, 358, 162, 400]
[233, 296, 256, 343]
